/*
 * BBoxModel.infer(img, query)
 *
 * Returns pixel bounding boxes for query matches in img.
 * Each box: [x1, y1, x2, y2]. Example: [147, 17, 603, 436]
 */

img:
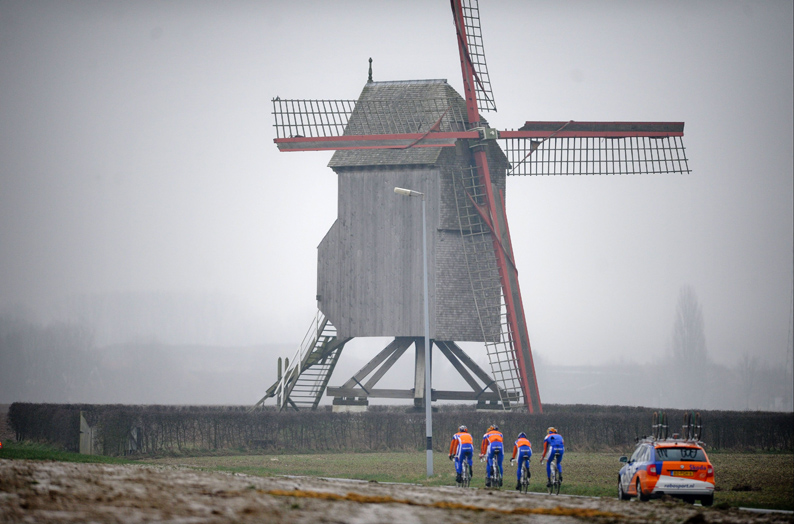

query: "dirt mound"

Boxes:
[1, 459, 790, 523]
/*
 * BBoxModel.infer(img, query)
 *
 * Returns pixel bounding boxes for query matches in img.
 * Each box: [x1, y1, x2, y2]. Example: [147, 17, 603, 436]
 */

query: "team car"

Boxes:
[618, 413, 714, 506]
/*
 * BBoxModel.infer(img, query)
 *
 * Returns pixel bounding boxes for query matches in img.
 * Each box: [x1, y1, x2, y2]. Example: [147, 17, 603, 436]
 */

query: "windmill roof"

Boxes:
[328, 79, 470, 169]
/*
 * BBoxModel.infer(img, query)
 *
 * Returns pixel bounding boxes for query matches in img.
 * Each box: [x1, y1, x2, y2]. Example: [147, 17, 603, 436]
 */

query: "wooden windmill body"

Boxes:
[255, 0, 690, 413]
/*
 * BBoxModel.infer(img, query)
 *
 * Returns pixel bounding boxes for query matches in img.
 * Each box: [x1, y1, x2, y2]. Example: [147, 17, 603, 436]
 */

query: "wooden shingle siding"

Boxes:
[318, 79, 511, 343]
[318, 167, 438, 338]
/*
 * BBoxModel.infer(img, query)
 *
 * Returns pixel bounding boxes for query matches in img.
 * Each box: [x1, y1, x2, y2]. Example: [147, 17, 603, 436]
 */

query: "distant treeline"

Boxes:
[7, 403, 792, 456]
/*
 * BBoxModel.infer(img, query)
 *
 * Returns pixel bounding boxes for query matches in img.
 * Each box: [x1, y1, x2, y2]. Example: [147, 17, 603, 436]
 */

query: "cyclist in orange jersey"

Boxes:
[479, 424, 504, 487]
[509, 432, 532, 490]
[449, 425, 474, 484]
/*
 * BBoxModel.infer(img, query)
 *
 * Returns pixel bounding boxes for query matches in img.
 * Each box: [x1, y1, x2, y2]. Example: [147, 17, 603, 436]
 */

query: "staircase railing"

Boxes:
[251, 310, 348, 412]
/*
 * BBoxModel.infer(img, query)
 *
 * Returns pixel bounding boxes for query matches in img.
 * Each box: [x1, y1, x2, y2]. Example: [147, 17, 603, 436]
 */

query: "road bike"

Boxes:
[652, 411, 668, 440]
[457, 455, 472, 488]
[545, 453, 561, 495]
[510, 457, 530, 493]
[480, 451, 502, 489]
[682, 411, 702, 440]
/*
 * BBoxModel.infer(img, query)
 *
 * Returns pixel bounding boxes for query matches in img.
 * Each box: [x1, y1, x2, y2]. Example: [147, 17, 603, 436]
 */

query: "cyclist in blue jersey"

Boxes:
[540, 427, 565, 487]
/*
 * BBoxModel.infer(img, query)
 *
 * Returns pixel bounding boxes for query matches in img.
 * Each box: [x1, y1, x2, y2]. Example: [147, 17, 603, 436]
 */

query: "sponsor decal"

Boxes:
[654, 476, 714, 494]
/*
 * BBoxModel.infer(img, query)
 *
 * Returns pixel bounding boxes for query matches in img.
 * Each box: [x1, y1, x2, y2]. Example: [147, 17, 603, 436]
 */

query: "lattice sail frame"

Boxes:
[451, 164, 523, 408]
[272, 98, 469, 139]
[456, 0, 497, 112]
[503, 136, 690, 176]
[501, 121, 690, 176]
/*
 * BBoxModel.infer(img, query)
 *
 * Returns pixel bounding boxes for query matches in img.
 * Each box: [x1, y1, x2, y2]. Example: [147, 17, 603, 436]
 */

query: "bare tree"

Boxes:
[672, 286, 707, 363]
[737, 353, 760, 410]
[669, 285, 709, 407]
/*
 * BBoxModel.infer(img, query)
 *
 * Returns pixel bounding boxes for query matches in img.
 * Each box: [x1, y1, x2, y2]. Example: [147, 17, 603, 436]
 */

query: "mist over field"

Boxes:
[0, 290, 790, 410]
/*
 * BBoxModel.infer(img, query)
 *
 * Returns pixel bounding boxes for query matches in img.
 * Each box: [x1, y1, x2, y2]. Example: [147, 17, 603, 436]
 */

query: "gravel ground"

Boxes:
[2, 459, 792, 524]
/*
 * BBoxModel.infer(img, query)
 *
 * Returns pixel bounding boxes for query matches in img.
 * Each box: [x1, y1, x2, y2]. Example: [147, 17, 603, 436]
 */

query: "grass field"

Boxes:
[2, 442, 792, 511]
[142, 450, 793, 511]
[0, 441, 132, 465]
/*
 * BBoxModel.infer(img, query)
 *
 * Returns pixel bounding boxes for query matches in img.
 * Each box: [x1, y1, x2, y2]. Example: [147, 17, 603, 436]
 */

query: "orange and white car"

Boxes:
[618, 438, 715, 506]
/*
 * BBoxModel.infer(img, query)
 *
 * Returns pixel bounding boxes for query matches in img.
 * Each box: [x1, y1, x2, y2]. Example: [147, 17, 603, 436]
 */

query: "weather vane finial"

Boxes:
[368, 57, 373, 83]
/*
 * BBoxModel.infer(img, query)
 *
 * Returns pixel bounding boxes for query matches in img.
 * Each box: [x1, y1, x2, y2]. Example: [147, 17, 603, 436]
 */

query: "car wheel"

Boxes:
[637, 479, 650, 502]
[701, 495, 714, 507]
[618, 479, 630, 501]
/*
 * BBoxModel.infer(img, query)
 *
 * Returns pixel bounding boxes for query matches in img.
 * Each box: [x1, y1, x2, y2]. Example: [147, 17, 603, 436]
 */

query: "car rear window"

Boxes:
[654, 447, 706, 462]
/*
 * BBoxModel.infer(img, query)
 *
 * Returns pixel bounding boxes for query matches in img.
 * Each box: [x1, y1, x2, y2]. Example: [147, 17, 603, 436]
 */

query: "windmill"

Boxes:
[253, 0, 690, 413]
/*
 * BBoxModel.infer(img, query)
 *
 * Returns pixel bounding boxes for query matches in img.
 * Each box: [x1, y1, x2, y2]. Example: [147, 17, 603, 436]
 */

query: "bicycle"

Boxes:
[652, 411, 669, 440]
[480, 451, 502, 489]
[682, 411, 702, 441]
[510, 457, 530, 493]
[544, 453, 562, 495]
[457, 456, 472, 488]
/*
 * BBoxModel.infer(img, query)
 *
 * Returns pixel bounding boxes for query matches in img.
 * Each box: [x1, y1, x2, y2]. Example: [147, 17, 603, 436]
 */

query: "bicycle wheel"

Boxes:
[554, 472, 561, 495]
[493, 457, 502, 489]
[693, 412, 702, 440]
[521, 465, 530, 493]
[683, 411, 692, 440]
[547, 463, 555, 495]
[652, 411, 659, 439]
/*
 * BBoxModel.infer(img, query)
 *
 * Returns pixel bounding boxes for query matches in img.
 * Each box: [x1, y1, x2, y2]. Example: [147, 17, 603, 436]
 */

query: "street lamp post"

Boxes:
[394, 186, 433, 477]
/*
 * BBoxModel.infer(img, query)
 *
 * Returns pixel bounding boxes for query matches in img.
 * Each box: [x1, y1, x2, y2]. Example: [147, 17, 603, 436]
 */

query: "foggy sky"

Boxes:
[1, 0, 792, 385]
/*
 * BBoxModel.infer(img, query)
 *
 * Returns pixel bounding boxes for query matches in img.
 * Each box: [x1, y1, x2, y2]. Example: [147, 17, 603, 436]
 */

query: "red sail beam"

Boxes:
[274, 132, 473, 152]
[275, 122, 685, 152]
[504, 121, 685, 138]
[452, 0, 541, 413]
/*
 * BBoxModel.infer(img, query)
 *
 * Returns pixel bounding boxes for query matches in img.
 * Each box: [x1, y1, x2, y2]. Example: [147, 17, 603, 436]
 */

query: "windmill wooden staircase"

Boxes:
[252, 311, 349, 411]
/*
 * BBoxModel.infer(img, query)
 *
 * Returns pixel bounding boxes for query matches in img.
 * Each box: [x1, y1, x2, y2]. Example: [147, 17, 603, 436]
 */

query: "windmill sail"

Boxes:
[449, 0, 543, 412]
[273, 96, 471, 151]
[452, 0, 497, 112]
[502, 121, 691, 176]
[451, 164, 523, 408]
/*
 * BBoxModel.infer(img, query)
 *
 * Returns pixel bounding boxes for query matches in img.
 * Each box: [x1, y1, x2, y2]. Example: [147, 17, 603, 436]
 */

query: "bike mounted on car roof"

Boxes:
[651, 410, 703, 441]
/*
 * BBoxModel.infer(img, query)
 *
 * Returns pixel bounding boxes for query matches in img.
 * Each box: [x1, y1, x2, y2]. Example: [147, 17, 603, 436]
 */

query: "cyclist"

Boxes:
[448, 425, 474, 484]
[479, 424, 504, 487]
[509, 431, 532, 490]
[540, 427, 565, 487]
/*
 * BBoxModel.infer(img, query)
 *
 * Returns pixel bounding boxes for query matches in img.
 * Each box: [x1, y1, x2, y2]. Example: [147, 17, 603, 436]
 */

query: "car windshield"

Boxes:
[654, 447, 706, 462]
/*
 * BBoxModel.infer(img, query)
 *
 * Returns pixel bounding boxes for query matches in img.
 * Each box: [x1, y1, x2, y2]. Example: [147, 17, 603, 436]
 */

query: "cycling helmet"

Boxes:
[491, 424, 499, 431]
[547, 427, 557, 434]
[458, 425, 468, 433]
[518, 432, 527, 439]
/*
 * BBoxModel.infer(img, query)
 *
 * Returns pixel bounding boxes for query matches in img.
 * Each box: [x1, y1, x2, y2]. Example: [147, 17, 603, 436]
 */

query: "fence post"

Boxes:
[79, 411, 95, 455]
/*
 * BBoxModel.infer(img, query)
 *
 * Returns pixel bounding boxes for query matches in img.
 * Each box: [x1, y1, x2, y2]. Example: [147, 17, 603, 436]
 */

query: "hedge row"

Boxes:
[7, 403, 792, 456]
